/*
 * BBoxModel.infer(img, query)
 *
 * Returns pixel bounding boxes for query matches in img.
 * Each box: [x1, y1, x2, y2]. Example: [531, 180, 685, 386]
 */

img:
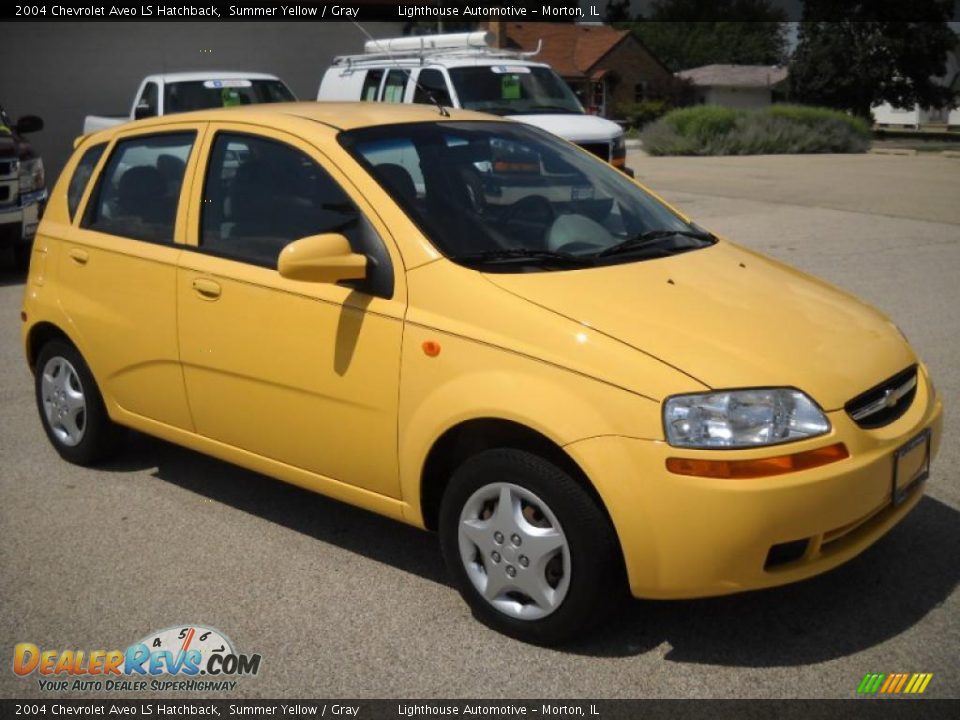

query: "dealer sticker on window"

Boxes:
[203, 79, 253, 89]
[490, 66, 532, 74]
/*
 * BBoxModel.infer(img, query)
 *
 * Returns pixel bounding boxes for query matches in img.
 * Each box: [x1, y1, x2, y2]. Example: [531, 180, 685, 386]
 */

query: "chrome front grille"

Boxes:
[845, 366, 918, 429]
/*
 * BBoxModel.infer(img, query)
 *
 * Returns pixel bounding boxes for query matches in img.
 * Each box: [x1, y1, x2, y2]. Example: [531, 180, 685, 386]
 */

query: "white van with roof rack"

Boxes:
[317, 32, 630, 174]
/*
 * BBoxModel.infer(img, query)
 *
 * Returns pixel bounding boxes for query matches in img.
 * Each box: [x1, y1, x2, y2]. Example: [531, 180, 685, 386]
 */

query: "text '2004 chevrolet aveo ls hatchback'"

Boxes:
[22, 103, 942, 644]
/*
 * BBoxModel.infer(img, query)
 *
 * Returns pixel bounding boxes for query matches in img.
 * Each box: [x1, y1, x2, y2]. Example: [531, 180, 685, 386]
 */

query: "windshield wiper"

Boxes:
[451, 248, 594, 268]
[596, 229, 715, 259]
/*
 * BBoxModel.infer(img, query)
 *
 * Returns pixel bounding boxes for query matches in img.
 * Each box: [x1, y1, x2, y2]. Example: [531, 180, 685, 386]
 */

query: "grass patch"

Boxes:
[642, 104, 870, 156]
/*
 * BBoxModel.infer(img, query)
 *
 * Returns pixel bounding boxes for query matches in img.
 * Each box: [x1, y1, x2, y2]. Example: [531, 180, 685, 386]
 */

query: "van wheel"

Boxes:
[439, 448, 621, 645]
[35, 339, 120, 465]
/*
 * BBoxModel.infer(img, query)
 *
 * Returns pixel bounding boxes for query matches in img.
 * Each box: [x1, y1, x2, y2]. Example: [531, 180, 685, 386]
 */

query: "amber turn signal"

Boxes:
[666, 443, 850, 479]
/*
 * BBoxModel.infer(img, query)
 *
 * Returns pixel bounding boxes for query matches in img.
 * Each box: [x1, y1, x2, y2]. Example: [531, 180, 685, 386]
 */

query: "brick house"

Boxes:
[492, 22, 672, 119]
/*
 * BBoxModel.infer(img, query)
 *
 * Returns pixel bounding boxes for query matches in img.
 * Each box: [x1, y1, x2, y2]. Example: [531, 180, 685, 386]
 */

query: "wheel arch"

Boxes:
[419, 418, 614, 537]
[25, 321, 74, 372]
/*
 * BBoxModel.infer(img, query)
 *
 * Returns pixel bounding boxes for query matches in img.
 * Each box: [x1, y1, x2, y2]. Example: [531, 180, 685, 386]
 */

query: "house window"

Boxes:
[634, 82, 648, 103]
[592, 81, 605, 114]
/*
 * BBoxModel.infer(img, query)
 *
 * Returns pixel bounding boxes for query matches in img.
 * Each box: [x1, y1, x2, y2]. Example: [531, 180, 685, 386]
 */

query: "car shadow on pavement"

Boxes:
[102, 431, 449, 586]
[567, 494, 959, 665]
[103, 432, 957, 667]
[0, 267, 27, 287]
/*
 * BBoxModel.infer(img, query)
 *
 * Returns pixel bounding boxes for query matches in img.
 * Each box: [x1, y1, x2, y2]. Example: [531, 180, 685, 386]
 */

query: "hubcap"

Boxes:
[457, 482, 571, 620]
[40, 356, 87, 447]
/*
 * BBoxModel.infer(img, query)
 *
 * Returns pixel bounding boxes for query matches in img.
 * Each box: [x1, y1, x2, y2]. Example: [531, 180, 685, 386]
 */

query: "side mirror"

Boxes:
[278, 233, 367, 284]
[15, 115, 43, 134]
[134, 103, 154, 120]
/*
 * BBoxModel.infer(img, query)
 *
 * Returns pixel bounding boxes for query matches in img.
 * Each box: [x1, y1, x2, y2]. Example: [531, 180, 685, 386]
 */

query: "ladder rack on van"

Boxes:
[332, 41, 542, 68]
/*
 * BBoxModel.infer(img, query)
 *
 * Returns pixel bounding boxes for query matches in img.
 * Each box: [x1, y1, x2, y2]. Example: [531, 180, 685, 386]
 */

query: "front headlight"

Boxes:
[19, 157, 45, 194]
[611, 133, 626, 161]
[664, 388, 830, 449]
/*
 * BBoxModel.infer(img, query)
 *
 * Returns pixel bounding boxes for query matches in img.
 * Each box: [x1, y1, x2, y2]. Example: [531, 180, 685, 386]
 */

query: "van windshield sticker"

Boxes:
[501, 75, 521, 99]
[203, 79, 253, 89]
[221, 88, 242, 107]
[490, 66, 531, 75]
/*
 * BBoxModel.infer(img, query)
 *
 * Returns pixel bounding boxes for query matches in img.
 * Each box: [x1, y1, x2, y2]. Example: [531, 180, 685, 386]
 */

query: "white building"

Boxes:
[872, 50, 960, 128]
[676, 64, 788, 109]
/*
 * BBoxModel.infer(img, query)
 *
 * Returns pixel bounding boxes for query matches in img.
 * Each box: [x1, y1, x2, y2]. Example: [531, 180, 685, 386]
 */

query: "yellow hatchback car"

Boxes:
[22, 103, 942, 644]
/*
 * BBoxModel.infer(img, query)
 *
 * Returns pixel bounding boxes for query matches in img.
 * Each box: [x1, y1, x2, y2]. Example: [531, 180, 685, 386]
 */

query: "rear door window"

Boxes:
[82, 132, 196, 244]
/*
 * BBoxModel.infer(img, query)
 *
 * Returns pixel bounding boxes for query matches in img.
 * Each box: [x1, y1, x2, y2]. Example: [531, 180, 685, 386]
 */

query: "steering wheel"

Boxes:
[498, 195, 556, 228]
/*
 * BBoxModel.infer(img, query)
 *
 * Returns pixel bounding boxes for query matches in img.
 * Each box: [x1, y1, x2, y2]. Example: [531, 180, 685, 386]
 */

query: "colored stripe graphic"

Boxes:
[858, 673, 885, 694]
[857, 673, 933, 695]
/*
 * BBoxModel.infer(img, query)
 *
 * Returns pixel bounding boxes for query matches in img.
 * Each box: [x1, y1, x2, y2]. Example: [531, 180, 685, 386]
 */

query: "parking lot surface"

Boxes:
[1, 153, 957, 699]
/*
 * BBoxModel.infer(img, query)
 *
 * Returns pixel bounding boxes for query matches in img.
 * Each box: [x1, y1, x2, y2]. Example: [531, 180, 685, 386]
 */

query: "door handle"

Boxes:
[191, 278, 222, 300]
[68, 248, 89, 265]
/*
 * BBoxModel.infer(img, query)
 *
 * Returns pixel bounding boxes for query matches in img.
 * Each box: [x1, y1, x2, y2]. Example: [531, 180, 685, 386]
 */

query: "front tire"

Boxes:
[439, 448, 622, 645]
[35, 339, 120, 465]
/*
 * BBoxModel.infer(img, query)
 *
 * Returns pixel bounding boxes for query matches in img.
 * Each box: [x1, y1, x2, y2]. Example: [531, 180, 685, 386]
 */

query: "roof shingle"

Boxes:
[504, 23, 630, 79]
[676, 64, 789, 88]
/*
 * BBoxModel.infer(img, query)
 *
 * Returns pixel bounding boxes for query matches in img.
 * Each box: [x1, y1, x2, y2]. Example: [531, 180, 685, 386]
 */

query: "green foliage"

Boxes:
[765, 104, 872, 135]
[627, 1, 788, 71]
[617, 99, 672, 128]
[789, 3, 958, 119]
[641, 104, 871, 156]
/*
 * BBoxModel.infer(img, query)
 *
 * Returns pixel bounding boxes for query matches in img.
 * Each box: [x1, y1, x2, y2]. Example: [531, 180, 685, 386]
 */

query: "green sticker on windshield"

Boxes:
[221, 88, 241, 107]
[501, 75, 521, 100]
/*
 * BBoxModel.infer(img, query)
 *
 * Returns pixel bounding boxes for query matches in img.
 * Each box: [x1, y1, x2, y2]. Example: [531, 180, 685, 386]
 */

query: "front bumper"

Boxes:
[566, 365, 943, 599]
[0, 189, 45, 246]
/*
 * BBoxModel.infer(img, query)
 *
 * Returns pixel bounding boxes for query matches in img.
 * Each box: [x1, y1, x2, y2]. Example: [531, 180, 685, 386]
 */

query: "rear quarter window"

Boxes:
[67, 143, 106, 221]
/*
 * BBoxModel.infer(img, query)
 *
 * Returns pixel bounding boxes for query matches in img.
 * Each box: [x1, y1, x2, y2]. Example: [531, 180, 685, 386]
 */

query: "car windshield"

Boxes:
[164, 80, 295, 114]
[339, 121, 713, 272]
[448, 67, 583, 115]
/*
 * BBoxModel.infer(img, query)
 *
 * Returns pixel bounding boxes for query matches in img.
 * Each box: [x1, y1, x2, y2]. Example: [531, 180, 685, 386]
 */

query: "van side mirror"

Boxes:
[134, 102, 154, 120]
[278, 233, 367, 284]
[15, 115, 43, 134]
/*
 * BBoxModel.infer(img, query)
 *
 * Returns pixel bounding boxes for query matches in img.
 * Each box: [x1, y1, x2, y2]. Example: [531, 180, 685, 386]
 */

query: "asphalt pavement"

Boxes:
[1, 152, 957, 699]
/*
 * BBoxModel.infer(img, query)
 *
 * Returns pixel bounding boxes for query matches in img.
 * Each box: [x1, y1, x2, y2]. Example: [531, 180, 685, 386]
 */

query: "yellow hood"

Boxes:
[485, 241, 916, 410]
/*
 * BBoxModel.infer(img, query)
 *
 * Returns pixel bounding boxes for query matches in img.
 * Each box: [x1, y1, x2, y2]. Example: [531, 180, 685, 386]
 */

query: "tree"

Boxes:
[626, 0, 789, 71]
[605, 0, 632, 23]
[790, 1, 958, 120]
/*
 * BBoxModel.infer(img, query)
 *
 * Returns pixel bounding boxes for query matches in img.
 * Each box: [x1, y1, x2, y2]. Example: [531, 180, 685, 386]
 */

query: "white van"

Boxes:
[318, 32, 630, 173]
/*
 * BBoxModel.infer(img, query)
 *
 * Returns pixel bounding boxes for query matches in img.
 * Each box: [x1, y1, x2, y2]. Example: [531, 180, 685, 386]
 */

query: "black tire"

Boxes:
[34, 339, 120, 465]
[439, 448, 623, 645]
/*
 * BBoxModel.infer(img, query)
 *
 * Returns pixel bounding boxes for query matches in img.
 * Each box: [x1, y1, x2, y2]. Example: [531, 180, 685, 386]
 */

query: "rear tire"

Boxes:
[439, 448, 623, 645]
[35, 339, 120, 465]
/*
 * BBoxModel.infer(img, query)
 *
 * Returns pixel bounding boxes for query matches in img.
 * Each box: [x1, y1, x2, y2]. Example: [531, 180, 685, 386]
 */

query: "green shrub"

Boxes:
[617, 99, 671, 129]
[663, 105, 741, 138]
[641, 104, 870, 156]
[766, 104, 871, 137]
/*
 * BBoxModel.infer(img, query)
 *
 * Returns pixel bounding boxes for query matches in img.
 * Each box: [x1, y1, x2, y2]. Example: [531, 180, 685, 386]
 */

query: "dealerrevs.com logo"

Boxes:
[13, 625, 262, 692]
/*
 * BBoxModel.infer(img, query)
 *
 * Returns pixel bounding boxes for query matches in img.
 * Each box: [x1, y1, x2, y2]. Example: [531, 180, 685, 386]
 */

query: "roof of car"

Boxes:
[89, 102, 504, 139]
[146, 71, 283, 83]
